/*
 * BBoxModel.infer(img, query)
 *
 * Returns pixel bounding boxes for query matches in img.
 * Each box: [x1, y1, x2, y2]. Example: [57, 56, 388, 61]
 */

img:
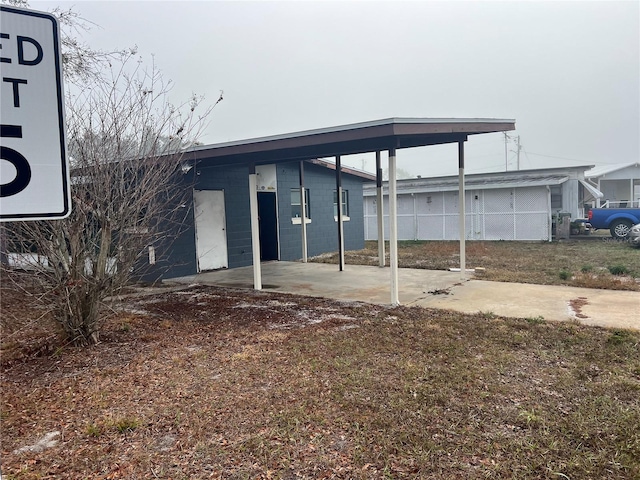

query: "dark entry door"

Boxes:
[258, 192, 278, 261]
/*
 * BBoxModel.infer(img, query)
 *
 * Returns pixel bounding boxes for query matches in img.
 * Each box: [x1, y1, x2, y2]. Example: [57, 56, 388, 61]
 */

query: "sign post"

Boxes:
[0, 6, 70, 221]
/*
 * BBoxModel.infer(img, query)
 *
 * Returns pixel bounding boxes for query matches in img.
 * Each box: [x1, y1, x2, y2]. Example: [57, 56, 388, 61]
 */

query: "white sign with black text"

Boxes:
[0, 6, 70, 221]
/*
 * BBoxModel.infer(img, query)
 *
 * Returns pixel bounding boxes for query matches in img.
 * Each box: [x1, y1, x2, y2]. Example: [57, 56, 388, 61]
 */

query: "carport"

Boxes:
[182, 117, 516, 305]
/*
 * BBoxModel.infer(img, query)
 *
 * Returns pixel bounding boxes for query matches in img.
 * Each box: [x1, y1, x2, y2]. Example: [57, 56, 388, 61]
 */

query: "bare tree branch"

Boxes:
[1, 0, 131, 83]
[3, 55, 215, 346]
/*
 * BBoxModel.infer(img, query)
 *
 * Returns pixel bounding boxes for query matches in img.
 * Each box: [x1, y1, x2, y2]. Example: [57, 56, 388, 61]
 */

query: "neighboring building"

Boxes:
[363, 166, 598, 242]
[585, 162, 640, 208]
[156, 159, 373, 280]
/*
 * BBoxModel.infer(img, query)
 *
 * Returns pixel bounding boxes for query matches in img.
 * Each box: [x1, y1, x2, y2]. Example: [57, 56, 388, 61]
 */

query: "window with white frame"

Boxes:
[333, 189, 350, 220]
[291, 188, 310, 223]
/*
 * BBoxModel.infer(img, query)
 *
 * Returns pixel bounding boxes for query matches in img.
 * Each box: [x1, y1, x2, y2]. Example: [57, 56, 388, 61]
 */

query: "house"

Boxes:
[584, 162, 640, 208]
[363, 166, 600, 242]
[4, 117, 517, 306]
[157, 158, 374, 280]
[142, 117, 515, 304]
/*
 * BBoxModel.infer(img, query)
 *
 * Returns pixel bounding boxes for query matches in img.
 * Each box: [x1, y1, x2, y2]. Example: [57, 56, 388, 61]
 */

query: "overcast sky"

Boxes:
[32, 0, 640, 177]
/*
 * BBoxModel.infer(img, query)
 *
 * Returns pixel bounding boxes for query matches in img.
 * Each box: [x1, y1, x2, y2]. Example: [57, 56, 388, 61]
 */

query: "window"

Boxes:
[333, 189, 350, 220]
[550, 185, 562, 210]
[291, 188, 310, 222]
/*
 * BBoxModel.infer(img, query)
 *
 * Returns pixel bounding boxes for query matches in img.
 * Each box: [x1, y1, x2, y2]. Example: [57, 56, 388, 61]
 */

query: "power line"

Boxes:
[524, 151, 595, 165]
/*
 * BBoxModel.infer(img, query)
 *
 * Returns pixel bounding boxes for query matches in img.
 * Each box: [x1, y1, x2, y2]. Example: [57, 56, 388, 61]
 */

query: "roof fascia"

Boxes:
[185, 118, 516, 166]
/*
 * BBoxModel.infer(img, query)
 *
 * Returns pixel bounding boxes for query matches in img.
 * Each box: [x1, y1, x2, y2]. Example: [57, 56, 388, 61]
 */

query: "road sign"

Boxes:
[0, 6, 70, 221]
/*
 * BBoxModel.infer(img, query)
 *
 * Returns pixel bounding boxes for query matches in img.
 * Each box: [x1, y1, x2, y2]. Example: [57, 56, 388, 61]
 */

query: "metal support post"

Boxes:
[389, 149, 399, 305]
[299, 161, 308, 263]
[248, 166, 262, 290]
[458, 141, 466, 280]
[336, 155, 345, 271]
[376, 151, 385, 267]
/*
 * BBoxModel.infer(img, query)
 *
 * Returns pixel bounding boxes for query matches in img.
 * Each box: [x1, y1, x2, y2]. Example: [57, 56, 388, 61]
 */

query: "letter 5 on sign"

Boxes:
[0, 6, 70, 221]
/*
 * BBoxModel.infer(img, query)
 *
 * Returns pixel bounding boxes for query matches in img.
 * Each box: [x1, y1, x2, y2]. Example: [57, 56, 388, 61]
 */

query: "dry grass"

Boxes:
[312, 240, 640, 291]
[2, 284, 639, 479]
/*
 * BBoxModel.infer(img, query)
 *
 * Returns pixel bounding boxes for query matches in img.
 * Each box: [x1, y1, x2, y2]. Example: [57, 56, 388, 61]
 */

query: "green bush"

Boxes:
[608, 265, 629, 276]
[559, 270, 571, 280]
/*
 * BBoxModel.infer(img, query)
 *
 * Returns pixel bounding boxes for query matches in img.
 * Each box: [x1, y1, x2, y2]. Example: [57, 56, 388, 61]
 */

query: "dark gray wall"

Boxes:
[156, 161, 366, 280]
[145, 165, 255, 281]
[134, 174, 198, 283]
[277, 162, 365, 261]
[195, 164, 255, 269]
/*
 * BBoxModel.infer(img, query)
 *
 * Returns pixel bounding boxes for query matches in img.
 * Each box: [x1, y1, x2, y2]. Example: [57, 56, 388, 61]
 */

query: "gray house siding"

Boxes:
[195, 165, 255, 269]
[134, 175, 198, 282]
[153, 209, 197, 279]
[137, 167, 255, 282]
[146, 161, 367, 280]
[277, 162, 365, 261]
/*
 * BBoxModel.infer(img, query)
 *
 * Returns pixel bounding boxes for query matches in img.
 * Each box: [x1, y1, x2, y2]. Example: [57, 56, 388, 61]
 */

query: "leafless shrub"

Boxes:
[2, 55, 217, 346]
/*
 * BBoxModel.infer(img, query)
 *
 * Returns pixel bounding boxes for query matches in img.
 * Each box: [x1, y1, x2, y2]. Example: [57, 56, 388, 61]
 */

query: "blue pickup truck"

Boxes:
[587, 205, 640, 239]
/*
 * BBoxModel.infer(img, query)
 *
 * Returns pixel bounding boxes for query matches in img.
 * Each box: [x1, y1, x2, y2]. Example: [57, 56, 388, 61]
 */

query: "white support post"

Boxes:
[300, 186, 308, 263]
[547, 185, 553, 242]
[299, 161, 308, 263]
[336, 155, 345, 271]
[389, 149, 399, 306]
[248, 171, 262, 290]
[376, 151, 385, 267]
[458, 141, 466, 280]
[338, 185, 345, 270]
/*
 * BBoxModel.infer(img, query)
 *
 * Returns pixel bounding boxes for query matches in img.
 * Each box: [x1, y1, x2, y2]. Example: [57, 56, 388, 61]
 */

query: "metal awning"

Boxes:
[185, 117, 515, 306]
[579, 179, 604, 199]
[184, 117, 515, 167]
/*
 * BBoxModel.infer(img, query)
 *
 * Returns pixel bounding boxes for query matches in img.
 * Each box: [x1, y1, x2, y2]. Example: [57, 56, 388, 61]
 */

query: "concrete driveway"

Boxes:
[167, 262, 639, 331]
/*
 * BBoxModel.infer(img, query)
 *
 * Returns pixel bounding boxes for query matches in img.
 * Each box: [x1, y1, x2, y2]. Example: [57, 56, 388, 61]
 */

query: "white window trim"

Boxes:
[291, 217, 312, 225]
[333, 189, 349, 220]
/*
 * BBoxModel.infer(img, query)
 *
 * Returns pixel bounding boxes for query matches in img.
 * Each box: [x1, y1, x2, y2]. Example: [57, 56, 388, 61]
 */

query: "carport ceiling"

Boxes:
[185, 117, 516, 167]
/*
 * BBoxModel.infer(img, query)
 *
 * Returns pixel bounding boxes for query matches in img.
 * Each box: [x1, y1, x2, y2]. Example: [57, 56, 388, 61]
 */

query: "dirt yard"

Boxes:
[2, 279, 639, 479]
[313, 240, 640, 291]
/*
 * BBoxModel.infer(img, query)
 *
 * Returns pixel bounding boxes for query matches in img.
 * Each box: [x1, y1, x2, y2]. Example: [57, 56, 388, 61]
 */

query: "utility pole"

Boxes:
[505, 133, 522, 171]
[504, 132, 508, 171]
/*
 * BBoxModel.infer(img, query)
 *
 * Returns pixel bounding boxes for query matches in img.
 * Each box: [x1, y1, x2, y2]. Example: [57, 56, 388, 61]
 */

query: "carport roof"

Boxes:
[184, 117, 515, 167]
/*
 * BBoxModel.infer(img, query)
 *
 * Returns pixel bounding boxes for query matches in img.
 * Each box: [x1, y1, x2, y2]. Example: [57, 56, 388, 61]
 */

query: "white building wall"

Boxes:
[365, 186, 550, 241]
[601, 180, 633, 204]
[256, 164, 277, 191]
[561, 179, 580, 219]
[589, 164, 640, 208]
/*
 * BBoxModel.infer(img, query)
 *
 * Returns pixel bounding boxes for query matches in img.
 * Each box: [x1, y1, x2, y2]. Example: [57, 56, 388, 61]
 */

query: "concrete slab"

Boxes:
[421, 280, 639, 331]
[167, 262, 639, 331]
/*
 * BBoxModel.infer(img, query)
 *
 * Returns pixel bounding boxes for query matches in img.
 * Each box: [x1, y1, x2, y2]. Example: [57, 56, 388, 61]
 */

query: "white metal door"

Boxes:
[193, 190, 228, 271]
